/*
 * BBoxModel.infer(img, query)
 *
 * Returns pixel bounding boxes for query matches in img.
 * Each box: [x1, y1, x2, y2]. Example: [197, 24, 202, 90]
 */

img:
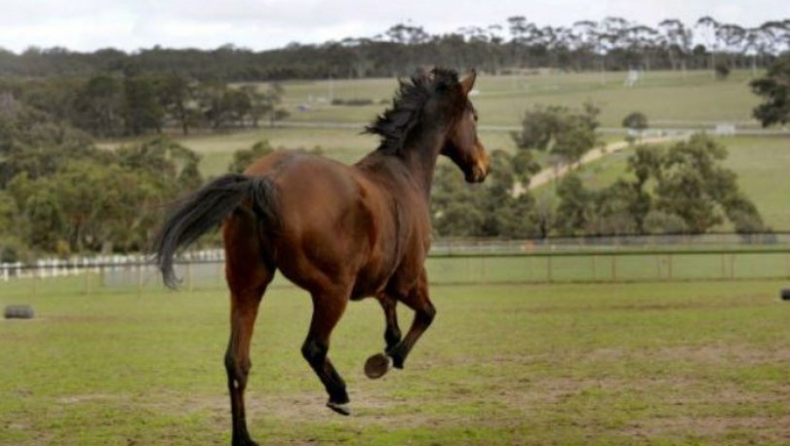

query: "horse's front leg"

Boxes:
[365, 269, 435, 379]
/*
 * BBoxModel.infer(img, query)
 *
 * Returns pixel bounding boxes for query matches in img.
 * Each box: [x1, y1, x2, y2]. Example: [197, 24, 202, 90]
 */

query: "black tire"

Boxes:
[3, 305, 35, 319]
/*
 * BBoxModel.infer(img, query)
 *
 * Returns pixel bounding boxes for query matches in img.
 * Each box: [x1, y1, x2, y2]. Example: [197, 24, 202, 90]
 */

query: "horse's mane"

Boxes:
[365, 68, 461, 155]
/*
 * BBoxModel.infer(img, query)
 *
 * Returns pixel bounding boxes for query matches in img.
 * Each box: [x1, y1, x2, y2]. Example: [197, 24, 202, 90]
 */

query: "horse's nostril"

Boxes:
[475, 162, 489, 182]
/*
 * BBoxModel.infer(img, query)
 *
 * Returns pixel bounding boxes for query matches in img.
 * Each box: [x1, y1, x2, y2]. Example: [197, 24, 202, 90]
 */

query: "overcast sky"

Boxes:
[0, 0, 786, 54]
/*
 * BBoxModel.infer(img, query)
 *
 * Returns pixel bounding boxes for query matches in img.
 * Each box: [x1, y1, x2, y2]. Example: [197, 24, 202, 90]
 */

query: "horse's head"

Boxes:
[440, 69, 489, 183]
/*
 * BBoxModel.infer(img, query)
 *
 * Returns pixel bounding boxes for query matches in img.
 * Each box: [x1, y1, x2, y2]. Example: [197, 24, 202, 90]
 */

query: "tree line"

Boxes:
[1, 52, 787, 261]
[0, 72, 289, 138]
[1, 16, 789, 80]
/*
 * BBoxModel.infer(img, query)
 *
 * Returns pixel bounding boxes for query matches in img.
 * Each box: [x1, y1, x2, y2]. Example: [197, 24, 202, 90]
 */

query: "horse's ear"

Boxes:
[460, 69, 477, 95]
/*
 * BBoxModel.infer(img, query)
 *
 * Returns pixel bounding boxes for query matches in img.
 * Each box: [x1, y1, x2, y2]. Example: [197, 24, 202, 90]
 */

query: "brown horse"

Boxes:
[153, 68, 489, 446]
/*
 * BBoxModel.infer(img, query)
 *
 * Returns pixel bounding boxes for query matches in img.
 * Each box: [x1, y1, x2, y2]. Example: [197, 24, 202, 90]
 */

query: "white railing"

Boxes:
[0, 249, 225, 282]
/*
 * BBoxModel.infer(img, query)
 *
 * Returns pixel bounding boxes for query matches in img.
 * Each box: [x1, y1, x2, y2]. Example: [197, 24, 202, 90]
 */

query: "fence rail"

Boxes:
[2, 244, 789, 297]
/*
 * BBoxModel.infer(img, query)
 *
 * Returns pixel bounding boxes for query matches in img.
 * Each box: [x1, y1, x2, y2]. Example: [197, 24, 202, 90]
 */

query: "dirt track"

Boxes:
[514, 135, 684, 196]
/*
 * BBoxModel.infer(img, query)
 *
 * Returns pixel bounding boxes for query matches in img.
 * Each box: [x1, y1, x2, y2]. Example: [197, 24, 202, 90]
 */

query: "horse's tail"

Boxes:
[152, 173, 279, 288]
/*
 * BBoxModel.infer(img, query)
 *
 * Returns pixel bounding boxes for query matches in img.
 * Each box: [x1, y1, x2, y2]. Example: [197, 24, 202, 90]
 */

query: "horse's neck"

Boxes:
[359, 136, 442, 201]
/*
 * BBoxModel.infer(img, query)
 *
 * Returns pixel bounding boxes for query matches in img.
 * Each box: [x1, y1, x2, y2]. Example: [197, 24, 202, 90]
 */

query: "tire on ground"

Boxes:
[4, 305, 35, 319]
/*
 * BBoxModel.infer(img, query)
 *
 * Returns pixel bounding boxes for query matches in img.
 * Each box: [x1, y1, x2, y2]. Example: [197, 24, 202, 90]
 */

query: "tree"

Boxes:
[431, 151, 540, 239]
[228, 141, 275, 173]
[654, 135, 762, 234]
[659, 19, 693, 75]
[554, 174, 595, 236]
[750, 56, 790, 127]
[123, 74, 164, 135]
[512, 102, 600, 167]
[159, 73, 200, 135]
[622, 111, 649, 142]
[197, 80, 231, 129]
[551, 136, 766, 236]
[715, 61, 731, 79]
[625, 145, 662, 232]
[588, 180, 640, 235]
[0, 105, 100, 187]
[696, 16, 721, 75]
[116, 136, 202, 192]
[72, 74, 123, 137]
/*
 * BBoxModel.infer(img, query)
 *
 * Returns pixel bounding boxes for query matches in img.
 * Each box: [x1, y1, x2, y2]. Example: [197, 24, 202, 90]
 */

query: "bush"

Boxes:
[622, 112, 648, 131]
[643, 211, 689, 234]
[715, 62, 731, 80]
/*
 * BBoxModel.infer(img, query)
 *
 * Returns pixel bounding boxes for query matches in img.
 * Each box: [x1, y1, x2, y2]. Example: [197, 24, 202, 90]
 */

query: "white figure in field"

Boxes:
[624, 69, 640, 88]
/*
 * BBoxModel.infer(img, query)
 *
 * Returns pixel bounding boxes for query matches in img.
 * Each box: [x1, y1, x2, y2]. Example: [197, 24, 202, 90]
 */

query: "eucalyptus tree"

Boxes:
[600, 16, 631, 68]
[717, 23, 746, 68]
[696, 16, 721, 75]
[741, 26, 773, 76]
[625, 25, 659, 71]
[507, 16, 538, 68]
[159, 73, 199, 135]
[659, 19, 693, 76]
[551, 26, 576, 70]
[572, 20, 600, 75]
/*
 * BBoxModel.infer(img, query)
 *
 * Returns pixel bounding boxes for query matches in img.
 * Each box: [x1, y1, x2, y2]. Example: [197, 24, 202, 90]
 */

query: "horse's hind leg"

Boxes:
[301, 286, 351, 415]
[223, 216, 273, 446]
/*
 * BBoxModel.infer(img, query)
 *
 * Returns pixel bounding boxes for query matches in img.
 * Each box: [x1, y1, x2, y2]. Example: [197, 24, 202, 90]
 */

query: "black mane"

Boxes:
[365, 68, 461, 155]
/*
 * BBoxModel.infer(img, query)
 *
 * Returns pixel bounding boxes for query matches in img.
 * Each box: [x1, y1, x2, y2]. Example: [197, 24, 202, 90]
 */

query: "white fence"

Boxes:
[2, 236, 788, 294]
[1, 249, 225, 283]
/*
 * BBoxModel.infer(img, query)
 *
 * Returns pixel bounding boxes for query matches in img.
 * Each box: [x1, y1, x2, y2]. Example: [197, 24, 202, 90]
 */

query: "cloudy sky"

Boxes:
[0, 0, 786, 53]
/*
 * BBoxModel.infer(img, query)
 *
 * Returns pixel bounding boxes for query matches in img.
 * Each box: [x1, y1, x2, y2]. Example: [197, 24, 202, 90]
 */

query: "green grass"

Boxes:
[2, 279, 789, 445]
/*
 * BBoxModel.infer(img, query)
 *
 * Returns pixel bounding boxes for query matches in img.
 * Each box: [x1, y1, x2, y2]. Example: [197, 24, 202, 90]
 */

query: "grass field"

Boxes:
[278, 70, 763, 128]
[2, 279, 789, 445]
[148, 68, 774, 177]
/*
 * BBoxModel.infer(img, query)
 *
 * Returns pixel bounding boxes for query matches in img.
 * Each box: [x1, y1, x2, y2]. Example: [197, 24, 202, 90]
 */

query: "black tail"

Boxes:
[152, 173, 279, 288]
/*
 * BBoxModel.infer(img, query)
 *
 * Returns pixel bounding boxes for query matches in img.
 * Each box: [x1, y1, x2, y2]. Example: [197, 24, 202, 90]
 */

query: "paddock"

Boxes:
[1, 277, 788, 445]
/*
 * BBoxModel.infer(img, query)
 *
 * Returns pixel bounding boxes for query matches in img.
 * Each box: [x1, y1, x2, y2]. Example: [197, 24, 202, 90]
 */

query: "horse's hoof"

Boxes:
[232, 436, 259, 446]
[326, 401, 351, 416]
[364, 352, 393, 379]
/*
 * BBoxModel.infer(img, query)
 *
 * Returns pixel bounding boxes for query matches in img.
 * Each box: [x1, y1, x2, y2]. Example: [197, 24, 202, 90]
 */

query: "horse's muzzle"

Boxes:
[466, 159, 489, 183]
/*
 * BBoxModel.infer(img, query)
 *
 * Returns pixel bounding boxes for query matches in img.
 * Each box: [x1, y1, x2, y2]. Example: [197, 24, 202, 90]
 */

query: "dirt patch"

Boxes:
[627, 415, 790, 443]
[584, 343, 790, 366]
[57, 394, 122, 405]
[526, 299, 760, 315]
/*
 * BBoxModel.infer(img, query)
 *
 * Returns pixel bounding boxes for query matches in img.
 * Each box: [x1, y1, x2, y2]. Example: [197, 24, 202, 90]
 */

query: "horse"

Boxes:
[152, 67, 489, 446]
